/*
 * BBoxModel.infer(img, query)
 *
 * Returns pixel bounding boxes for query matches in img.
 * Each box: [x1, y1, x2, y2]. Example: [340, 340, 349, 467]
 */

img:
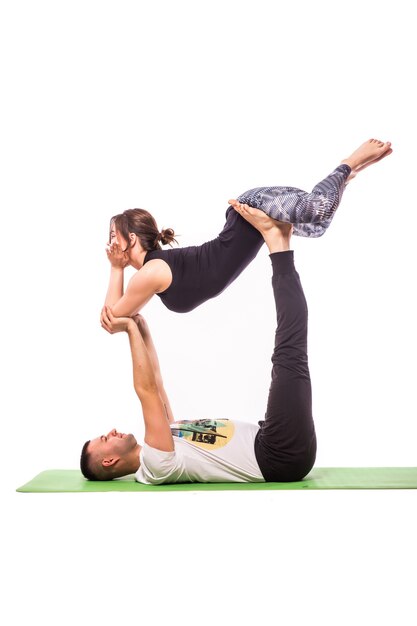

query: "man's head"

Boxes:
[80, 429, 140, 481]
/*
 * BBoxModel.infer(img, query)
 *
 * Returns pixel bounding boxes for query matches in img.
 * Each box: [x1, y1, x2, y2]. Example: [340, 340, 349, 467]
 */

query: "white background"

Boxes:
[1, 1, 416, 624]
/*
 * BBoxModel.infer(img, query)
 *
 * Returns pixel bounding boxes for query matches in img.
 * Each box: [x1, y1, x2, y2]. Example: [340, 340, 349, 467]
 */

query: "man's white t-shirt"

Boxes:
[135, 418, 264, 484]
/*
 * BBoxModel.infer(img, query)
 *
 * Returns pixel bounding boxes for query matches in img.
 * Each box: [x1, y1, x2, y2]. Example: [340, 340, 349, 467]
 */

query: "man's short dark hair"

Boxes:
[80, 440, 100, 481]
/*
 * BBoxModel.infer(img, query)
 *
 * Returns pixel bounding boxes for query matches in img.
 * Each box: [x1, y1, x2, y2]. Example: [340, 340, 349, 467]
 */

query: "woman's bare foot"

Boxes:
[228, 199, 292, 252]
[342, 138, 392, 182]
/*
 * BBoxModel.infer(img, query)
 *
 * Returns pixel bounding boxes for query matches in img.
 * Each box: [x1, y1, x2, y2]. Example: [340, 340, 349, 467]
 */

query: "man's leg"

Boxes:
[255, 247, 317, 481]
[231, 213, 316, 481]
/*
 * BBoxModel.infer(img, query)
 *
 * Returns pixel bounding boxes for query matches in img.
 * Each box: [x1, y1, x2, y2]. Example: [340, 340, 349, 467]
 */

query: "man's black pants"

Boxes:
[254, 251, 317, 482]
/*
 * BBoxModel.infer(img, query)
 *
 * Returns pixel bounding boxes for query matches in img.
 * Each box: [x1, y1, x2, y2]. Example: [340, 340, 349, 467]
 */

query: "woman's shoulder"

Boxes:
[138, 257, 173, 293]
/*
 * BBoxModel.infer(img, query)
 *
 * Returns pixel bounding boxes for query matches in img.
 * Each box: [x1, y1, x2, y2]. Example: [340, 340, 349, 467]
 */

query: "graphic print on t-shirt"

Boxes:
[171, 419, 235, 451]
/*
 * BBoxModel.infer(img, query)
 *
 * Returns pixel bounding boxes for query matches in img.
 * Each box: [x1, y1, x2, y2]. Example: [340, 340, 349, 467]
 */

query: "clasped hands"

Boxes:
[100, 306, 148, 337]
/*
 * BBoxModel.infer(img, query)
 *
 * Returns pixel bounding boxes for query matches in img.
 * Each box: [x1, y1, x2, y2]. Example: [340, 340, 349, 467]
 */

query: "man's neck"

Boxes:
[132, 444, 142, 472]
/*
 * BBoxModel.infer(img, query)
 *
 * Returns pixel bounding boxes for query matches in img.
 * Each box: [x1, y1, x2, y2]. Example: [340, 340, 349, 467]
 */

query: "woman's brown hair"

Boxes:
[110, 208, 177, 251]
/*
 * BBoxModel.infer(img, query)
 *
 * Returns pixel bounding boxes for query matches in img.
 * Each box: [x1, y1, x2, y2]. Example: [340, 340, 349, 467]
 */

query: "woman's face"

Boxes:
[110, 225, 129, 253]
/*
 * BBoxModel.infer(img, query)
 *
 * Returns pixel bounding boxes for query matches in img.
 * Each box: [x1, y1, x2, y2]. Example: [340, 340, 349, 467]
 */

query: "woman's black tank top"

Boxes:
[143, 208, 263, 313]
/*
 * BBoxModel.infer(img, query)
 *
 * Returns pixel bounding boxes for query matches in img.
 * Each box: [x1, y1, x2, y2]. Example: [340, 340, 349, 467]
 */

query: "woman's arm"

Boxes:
[104, 266, 124, 308]
[108, 270, 156, 317]
[103, 239, 168, 320]
[108, 263, 165, 317]
[103, 241, 129, 309]
[104, 259, 171, 319]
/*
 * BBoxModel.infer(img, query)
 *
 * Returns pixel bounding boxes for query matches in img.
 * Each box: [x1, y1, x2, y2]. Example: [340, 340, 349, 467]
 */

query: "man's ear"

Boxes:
[102, 456, 120, 468]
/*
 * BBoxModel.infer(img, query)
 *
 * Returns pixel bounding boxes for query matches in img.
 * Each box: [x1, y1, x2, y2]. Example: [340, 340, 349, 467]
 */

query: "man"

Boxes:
[81, 208, 316, 483]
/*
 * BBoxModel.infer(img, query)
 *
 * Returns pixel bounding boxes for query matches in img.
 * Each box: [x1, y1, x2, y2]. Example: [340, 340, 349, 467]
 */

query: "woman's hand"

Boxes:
[100, 306, 135, 334]
[106, 242, 130, 269]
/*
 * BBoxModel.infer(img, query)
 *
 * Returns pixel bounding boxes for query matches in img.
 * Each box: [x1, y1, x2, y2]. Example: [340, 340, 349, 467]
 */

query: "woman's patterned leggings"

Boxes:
[237, 163, 351, 237]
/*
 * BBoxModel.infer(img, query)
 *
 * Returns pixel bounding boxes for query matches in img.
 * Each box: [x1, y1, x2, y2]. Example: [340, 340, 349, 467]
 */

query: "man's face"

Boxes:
[88, 429, 138, 462]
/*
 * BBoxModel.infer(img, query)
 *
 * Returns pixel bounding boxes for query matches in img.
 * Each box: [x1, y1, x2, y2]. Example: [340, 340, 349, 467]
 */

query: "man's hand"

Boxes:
[100, 306, 135, 334]
[132, 313, 150, 338]
[106, 242, 130, 269]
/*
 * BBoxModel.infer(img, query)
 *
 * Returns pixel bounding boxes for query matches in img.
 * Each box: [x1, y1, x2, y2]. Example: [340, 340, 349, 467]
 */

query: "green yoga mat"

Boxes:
[16, 467, 417, 492]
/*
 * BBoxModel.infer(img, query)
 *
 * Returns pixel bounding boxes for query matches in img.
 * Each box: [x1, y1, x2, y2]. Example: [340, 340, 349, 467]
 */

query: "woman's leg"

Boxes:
[232, 139, 392, 238]
[184, 206, 265, 309]
[236, 164, 350, 238]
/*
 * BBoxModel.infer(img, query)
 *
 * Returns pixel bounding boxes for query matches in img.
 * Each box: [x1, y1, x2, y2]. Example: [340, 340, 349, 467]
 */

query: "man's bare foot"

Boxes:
[228, 199, 292, 252]
[342, 138, 392, 182]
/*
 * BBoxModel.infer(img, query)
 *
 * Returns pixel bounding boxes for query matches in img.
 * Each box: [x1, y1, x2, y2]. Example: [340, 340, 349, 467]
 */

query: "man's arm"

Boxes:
[101, 307, 174, 452]
[133, 315, 175, 424]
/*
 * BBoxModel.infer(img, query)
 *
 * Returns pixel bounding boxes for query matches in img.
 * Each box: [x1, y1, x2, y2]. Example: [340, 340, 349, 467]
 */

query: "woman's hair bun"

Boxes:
[159, 228, 177, 246]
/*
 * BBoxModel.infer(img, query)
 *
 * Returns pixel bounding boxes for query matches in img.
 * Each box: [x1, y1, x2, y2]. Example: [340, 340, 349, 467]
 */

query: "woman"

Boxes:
[102, 139, 392, 319]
